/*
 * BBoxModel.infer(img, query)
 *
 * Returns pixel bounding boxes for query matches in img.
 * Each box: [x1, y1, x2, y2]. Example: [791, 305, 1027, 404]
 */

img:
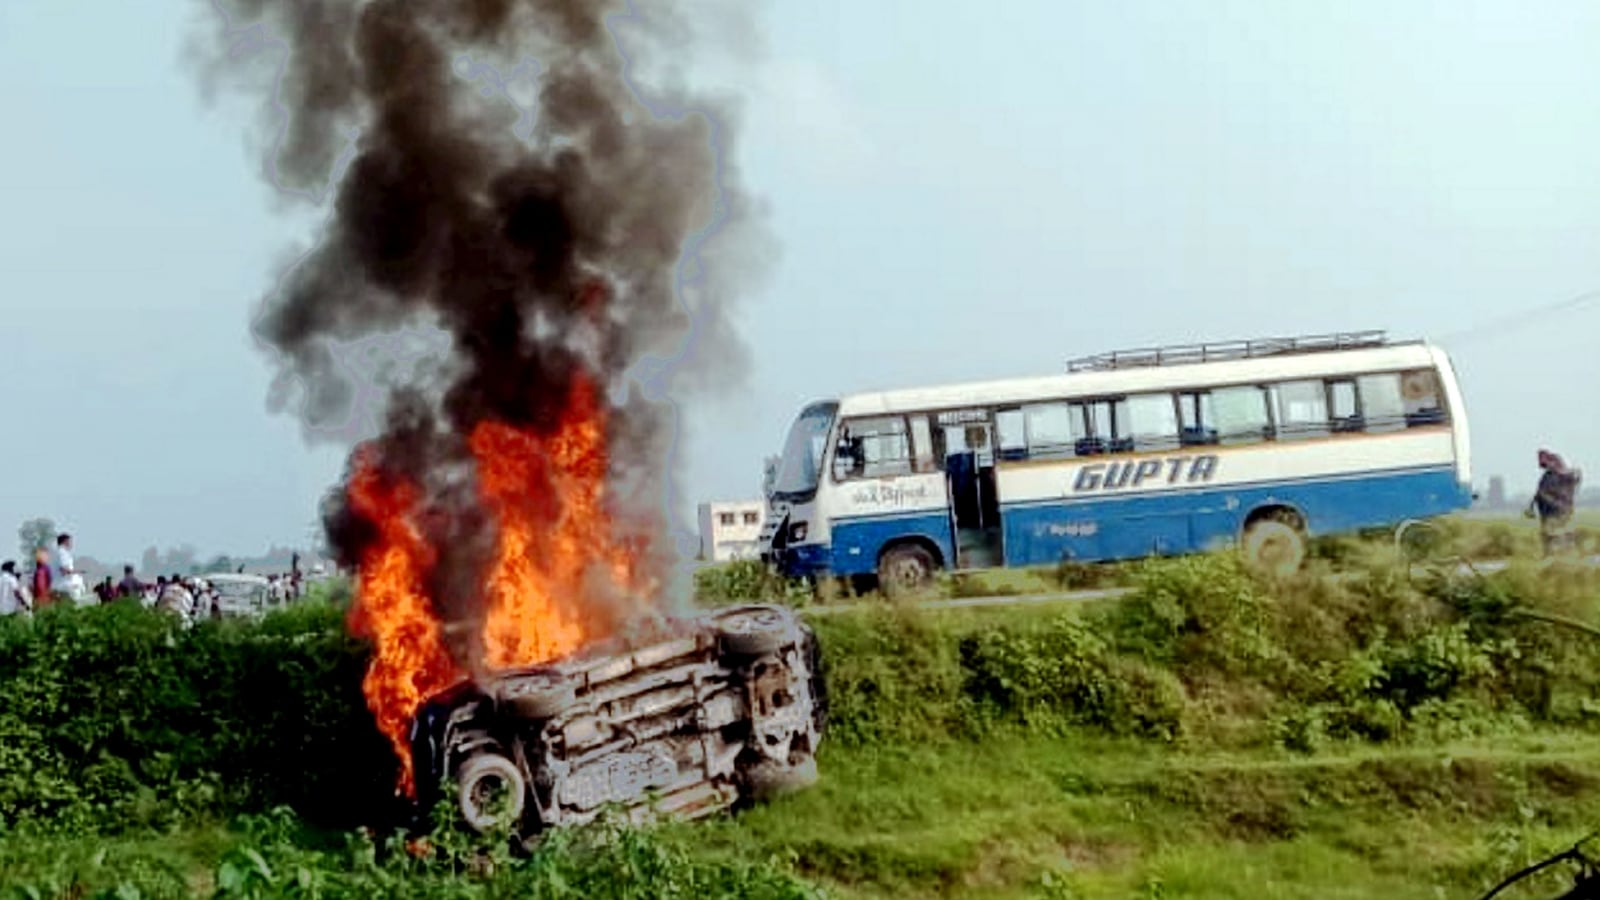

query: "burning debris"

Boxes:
[197, 0, 767, 794]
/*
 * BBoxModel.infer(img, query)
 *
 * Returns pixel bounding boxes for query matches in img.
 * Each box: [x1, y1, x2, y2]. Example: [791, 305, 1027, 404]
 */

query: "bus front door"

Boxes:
[943, 423, 1003, 569]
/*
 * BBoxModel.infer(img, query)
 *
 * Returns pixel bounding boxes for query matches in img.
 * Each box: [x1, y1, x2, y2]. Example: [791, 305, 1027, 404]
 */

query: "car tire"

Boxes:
[717, 607, 792, 657]
[498, 670, 576, 720]
[746, 757, 819, 801]
[878, 543, 935, 598]
[456, 752, 526, 834]
[1243, 516, 1306, 578]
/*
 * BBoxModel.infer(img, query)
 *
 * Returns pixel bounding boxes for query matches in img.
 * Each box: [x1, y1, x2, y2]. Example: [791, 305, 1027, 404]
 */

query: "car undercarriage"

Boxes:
[408, 604, 825, 836]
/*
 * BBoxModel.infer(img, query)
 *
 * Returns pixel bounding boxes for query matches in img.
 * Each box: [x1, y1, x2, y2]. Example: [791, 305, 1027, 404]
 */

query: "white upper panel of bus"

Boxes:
[836, 342, 1447, 418]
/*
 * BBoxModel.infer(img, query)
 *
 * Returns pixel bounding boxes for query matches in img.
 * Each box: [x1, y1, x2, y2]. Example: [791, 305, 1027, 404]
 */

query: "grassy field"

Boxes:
[7, 536, 1600, 898]
[693, 731, 1600, 899]
[7, 730, 1598, 898]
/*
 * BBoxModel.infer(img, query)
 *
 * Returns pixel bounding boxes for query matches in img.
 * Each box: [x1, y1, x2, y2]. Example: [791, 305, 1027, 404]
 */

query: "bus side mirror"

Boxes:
[762, 458, 778, 496]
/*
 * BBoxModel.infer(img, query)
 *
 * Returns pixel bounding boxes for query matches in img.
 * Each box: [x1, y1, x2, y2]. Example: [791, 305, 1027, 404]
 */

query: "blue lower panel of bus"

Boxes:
[778, 467, 1470, 579]
[1001, 466, 1471, 566]
[828, 510, 954, 577]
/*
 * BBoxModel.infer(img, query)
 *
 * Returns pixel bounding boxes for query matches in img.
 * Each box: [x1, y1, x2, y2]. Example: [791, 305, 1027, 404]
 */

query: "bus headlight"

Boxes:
[788, 521, 808, 543]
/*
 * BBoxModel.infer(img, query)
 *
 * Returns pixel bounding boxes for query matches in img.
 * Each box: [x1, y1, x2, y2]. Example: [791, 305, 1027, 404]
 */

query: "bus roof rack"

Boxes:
[1066, 330, 1393, 373]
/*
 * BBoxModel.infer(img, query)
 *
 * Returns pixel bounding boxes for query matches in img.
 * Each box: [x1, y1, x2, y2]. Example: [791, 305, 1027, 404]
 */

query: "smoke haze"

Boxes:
[195, 0, 768, 649]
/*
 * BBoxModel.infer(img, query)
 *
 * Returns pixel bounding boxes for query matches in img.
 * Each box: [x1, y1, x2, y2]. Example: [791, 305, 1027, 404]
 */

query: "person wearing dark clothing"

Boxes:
[116, 565, 144, 598]
[93, 577, 115, 605]
[1528, 449, 1583, 556]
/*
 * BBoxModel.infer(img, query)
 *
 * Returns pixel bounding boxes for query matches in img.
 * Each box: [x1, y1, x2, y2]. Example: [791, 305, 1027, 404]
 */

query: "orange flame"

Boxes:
[348, 373, 658, 795]
[345, 450, 463, 796]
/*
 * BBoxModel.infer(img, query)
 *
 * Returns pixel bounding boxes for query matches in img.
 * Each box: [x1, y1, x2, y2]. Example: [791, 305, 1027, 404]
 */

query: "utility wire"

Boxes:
[1438, 289, 1600, 347]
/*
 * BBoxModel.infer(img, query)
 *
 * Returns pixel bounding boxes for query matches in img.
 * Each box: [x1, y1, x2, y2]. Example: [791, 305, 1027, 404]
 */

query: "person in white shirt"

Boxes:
[158, 576, 195, 626]
[0, 561, 27, 616]
[53, 533, 88, 604]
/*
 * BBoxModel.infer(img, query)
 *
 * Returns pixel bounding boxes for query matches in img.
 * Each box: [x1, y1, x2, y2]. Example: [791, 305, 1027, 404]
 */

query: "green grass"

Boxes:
[681, 732, 1600, 898]
[7, 734, 1596, 899]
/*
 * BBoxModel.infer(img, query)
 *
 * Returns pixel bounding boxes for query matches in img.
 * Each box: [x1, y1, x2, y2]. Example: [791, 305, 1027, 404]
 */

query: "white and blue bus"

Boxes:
[758, 331, 1473, 593]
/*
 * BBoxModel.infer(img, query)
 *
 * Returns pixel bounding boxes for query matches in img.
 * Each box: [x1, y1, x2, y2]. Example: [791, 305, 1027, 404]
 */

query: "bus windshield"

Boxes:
[772, 403, 836, 498]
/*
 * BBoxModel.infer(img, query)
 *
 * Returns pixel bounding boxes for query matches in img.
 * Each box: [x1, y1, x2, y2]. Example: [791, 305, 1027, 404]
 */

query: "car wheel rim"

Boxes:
[468, 776, 510, 822]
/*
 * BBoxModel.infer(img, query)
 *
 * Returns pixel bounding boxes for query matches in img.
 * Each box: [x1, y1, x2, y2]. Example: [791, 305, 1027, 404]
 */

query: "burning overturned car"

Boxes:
[406, 604, 825, 836]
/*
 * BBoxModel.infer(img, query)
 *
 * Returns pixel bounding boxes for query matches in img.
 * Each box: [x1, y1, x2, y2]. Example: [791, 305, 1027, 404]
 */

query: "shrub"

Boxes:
[0, 600, 393, 834]
[807, 608, 968, 746]
[7, 536, 1600, 839]
[961, 616, 1185, 740]
[1098, 555, 1278, 681]
[694, 561, 811, 607]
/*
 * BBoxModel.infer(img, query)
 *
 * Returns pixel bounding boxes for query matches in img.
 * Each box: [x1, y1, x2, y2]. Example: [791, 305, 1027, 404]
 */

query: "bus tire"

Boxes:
[1242, 516, 1305, 578]
[878, 543, 936, 597]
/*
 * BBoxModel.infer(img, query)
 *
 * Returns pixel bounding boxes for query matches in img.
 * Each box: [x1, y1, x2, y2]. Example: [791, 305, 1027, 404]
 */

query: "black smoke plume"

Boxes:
[195, 0, 765, 644]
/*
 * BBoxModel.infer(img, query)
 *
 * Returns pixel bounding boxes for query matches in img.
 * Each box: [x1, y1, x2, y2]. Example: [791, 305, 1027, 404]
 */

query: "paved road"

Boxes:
[800, 555, 1600, 618]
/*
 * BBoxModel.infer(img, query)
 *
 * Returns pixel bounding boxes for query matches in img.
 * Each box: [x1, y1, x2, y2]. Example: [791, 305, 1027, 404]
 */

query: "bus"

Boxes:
[757, 331, 1473, 594]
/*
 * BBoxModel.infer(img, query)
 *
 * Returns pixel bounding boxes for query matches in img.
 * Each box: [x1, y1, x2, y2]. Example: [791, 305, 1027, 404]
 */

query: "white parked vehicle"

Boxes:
[204, 573, 275, 619]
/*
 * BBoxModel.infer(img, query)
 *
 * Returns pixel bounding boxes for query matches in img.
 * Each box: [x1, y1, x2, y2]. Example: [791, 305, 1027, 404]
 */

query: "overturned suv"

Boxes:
[409, 605, 825, 835]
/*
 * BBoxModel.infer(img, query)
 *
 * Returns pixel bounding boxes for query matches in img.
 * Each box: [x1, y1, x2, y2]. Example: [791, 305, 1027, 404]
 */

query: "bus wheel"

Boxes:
[1242, 517, 1305, 578]
[879, 544, 936, 597]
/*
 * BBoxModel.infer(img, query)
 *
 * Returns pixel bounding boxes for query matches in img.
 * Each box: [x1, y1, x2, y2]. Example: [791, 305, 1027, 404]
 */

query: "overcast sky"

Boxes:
[3, 1, 1598, 564]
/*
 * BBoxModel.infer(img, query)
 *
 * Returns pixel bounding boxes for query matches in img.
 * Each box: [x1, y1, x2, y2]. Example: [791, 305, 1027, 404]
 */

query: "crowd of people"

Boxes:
[0, 531, 310, 621]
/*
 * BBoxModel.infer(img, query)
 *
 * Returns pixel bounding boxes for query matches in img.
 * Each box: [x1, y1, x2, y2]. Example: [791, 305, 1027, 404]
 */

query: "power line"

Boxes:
[1438, 289, 1600, 347]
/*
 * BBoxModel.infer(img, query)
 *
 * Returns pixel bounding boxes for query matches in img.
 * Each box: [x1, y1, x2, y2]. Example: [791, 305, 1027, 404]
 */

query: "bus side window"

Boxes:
[1357, 373, 1406, 433]
[1124, 392, 1180, 452]
[1400, 369, 1446, 426]
[1178, 391, 1218, 446]
[1211, 385, 1271, 445]
[1071, 400, 1110, 456]
[833, 416, 911, 480]
[1023, 402, 1077, 460]
[1327, 379, 1361, 433]
[1272, 380, 1330, 441]
[910, 415, 938, 472]
[996, 408, 1028, 461]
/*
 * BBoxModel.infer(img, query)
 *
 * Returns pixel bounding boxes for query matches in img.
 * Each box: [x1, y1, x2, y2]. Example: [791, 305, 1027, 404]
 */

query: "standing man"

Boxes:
[1527, 449, 1584, 557]
[0, 561, 27, 616]
[31, 548, 53, 610]
[157, 575, 195, 625]
[116, 565, 144, 598]
[53, 533, 87, 604]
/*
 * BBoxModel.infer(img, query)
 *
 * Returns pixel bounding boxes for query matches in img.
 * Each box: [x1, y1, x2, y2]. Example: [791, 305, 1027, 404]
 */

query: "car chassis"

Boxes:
[408, 604, 825, 835]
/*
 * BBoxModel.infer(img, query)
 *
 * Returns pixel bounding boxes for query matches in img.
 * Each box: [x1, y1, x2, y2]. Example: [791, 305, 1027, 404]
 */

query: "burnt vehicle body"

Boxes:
[409, 604, 826, 835]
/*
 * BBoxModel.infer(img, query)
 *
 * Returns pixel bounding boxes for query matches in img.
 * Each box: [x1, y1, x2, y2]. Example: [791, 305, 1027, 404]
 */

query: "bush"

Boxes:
[961, 616, 1185, 740]
[693, 561, 811, 607]
[7, 537, 1600, 841]
[808, 608, 968, 745]
[1098, 555, 1278, 681]
[0, 600, 393, 834]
